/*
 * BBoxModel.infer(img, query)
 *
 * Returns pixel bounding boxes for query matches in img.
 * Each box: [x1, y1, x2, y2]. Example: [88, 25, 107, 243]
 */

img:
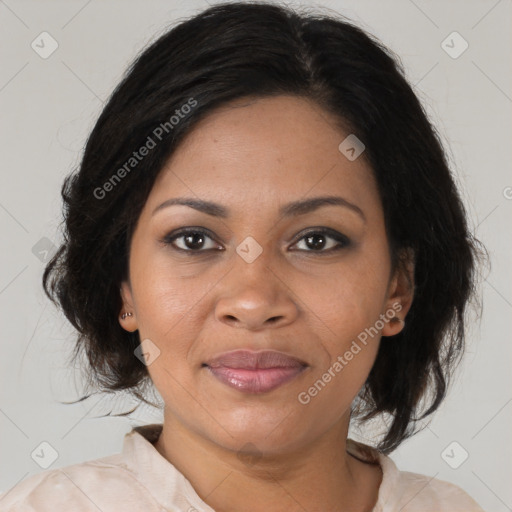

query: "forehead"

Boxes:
[145, 95, 380, 218]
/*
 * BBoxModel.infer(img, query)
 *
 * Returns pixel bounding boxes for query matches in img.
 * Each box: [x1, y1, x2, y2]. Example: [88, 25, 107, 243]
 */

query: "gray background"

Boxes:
[0, 0, 511, 510]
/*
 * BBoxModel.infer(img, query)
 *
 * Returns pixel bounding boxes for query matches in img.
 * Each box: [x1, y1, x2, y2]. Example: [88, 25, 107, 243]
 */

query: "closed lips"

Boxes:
[204, 350, 308, 394]
[204, 350, 307, 369]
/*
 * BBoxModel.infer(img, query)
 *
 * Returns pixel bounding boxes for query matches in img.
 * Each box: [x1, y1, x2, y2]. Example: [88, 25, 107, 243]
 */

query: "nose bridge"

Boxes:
[230, 236, 279, 300]
[214, 238, 298, 329]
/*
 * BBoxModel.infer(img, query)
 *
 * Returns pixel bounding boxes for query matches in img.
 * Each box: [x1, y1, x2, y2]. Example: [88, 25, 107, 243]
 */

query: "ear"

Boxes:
[119, 280, 138, 332]
[381, 248, 415, 337]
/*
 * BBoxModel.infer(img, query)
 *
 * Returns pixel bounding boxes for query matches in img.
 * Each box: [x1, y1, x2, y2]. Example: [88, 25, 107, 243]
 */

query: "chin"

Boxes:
[202, 409, 314, 455]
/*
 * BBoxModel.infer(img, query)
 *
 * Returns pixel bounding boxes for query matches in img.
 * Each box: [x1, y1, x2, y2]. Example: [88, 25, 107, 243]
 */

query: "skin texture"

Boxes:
[119, 95, 414, 512]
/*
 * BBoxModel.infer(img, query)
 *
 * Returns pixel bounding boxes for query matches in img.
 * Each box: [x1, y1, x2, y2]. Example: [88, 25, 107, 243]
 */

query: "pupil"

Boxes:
[186, 233, 204, 249]
[307, 234, 325, 250]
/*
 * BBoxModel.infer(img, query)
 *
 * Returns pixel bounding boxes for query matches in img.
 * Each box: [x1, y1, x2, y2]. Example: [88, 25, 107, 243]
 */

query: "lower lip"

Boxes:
[206, 366, 306, 393]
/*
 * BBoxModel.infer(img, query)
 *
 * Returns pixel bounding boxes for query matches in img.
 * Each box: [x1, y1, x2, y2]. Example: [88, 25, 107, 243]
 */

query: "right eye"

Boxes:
[162, 227, 223, 253]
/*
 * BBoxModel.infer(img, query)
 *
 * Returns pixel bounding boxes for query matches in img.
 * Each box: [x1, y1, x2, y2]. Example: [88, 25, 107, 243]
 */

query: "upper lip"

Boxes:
[204, 350, 308, 370]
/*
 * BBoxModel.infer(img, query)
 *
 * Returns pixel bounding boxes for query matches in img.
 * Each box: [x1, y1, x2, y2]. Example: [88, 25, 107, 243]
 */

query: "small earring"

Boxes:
[120, 312, 133, 320]
[394, 317, 404, 326]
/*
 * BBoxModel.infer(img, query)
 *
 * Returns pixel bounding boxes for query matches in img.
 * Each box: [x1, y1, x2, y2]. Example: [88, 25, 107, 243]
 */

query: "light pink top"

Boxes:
[0, 424, 484, 511]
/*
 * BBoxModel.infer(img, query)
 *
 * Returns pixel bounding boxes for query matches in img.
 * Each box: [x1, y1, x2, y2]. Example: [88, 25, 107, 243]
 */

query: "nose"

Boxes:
[214, 252, 299, 331]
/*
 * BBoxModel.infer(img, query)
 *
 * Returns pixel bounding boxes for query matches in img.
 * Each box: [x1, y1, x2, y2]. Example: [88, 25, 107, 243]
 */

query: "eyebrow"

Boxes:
[152, 195, 366, 222]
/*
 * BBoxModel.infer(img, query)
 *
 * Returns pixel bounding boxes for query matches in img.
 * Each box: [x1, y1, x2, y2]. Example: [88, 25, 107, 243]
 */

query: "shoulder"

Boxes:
[0, 454, 161, 512]
[346, 439, 484, 512]
[389, 469, 485, 511]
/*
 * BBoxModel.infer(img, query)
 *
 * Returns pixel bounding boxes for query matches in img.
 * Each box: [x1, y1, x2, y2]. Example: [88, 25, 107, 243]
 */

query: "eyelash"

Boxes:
[161, 227, 351, 255]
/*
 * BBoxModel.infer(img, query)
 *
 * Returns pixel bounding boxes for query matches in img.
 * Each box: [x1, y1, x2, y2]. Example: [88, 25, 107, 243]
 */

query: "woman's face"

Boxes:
[120, 95, 412, 455]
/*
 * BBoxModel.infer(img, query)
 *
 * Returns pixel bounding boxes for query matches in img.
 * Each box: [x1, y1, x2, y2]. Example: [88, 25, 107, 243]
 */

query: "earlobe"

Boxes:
[119, 280, 138, 332]
[119, 310, 138, 332]
[382, 313, 405, 337]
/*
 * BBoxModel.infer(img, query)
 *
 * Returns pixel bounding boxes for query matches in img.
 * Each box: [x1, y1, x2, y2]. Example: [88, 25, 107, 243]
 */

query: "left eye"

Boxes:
[291, 228, 350, 253]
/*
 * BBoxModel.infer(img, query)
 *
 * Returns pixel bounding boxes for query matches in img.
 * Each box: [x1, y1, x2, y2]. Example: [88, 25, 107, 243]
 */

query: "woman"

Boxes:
[0, 2, 485, 511]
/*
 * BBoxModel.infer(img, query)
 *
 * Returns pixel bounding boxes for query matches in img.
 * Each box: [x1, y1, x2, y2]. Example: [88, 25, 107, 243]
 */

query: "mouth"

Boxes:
[203, 349, 308, 394]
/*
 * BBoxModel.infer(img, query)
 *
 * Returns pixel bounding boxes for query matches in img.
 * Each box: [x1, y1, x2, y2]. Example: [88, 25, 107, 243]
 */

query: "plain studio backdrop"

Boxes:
[0, 0, 510, 510]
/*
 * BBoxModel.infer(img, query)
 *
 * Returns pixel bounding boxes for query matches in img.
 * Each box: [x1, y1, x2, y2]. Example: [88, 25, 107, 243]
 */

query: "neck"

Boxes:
[153, 412, 381, 512]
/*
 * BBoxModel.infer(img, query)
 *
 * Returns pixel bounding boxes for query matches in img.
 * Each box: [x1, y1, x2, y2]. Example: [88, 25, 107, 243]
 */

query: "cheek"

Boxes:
[346, 238, 391, 315]
[299, 284, 383, 420]
[130, 244, 209, 331]
[312, 258, 390, 338]
[312, 279, 383, 381]
[303, 247, 389, 388]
